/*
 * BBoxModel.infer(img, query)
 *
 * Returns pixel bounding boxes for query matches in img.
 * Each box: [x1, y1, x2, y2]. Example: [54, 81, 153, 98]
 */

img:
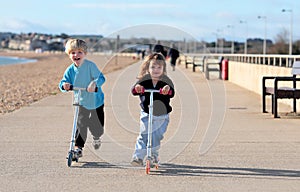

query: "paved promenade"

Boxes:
[1, 61, 299, 192]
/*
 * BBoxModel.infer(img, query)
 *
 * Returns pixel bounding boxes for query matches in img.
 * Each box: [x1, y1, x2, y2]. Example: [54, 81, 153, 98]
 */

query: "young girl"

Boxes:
[131, 53, 175, 166]
[59, 39, 105, 158]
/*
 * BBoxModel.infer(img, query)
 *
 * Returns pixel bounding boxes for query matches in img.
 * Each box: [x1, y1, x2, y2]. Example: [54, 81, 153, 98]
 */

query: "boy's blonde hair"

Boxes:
[64, 38, 88, 55]
[137, 53, 167, 80]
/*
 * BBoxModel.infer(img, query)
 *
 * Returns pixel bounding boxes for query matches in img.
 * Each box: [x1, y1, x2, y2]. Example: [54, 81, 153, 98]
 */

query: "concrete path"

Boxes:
[1, 61, 299, 192]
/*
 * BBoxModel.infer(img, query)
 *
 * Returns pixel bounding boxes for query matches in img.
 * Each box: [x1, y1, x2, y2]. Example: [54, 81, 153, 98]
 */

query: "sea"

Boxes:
[0, 56, 37, 66]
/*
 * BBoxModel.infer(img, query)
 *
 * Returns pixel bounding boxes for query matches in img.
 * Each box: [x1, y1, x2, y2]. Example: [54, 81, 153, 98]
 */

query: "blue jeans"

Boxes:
[133, 111, 169, 160]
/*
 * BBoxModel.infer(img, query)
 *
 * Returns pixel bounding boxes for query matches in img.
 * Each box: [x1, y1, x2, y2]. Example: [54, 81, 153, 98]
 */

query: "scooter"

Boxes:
[143, 88, 172, 174]
[66, 86, 86, 167]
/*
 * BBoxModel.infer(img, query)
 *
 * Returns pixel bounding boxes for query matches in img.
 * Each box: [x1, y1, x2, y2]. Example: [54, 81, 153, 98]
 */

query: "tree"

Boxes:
[270, 28, 289, 54]
[293, 40, 300, 55]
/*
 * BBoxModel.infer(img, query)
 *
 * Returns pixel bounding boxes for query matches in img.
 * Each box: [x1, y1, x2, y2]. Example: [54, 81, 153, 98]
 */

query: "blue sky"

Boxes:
[0, 0, 299, 42]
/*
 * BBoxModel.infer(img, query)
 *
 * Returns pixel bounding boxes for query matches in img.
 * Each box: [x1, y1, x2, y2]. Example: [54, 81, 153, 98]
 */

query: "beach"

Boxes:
[0, 51, 136, 114]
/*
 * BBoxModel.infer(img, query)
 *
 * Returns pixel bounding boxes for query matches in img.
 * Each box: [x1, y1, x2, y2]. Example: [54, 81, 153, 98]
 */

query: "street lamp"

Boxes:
[258, 16, 267, 55]
[282, 9, 293, 56]
[239, 20, 248, 54]
[227, 25, 234, 54]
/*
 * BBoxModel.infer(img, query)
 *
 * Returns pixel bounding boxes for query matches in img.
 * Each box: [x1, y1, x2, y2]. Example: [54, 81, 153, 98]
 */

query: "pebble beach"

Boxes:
[0, 51, 136, 114]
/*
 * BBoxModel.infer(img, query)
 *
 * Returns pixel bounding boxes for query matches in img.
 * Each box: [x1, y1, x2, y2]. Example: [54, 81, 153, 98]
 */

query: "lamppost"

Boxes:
[282, 9, 293, 56]
[258, 16, 267, 55]
[239, 20, 248, 54]
[227, 25, 234, 54]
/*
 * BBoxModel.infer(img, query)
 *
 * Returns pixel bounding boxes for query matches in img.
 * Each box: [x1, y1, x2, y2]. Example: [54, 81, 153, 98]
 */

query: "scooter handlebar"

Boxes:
[141, 88, 172, 95]
[69, 85, 98, 92]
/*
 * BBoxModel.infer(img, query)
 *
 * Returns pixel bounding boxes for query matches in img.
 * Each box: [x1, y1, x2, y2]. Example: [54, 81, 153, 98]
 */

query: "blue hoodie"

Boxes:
[59, 59, 105, 109]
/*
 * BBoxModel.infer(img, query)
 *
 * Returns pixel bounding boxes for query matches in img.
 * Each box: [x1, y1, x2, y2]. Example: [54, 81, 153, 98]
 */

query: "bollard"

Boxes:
[222, 59, 229, 80]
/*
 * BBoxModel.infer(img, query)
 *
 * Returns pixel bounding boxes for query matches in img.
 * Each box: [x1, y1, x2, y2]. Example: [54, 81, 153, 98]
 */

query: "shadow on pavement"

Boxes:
[153, 163, 300, 178]
[71, 161, 122, 169]
[69, 161, 300, 179]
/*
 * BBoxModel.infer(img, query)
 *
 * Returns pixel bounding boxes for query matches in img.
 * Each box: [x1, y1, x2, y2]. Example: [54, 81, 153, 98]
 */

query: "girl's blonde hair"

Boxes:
[64, 38, 88, 55]
[137, 52, 167, 80]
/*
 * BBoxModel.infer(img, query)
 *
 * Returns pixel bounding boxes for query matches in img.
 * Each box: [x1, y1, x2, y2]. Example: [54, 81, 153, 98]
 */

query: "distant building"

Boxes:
[0, 32, 13, 48]
[46, 38, 65, 51]
[8, 38, 48, 51]
[8, 39, 30, 50]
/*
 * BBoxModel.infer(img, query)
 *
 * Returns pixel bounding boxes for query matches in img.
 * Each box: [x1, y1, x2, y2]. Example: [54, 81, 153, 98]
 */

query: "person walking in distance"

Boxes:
[168, 44, 180, 71]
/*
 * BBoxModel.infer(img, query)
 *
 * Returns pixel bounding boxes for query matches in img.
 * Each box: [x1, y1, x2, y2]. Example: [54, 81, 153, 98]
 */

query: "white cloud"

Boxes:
[0, 18, 48, 33]
[71, 3, 178, 9]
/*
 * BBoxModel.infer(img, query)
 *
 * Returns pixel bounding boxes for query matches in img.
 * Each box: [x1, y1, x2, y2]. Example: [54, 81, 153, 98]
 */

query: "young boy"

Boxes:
[59, 38, 105, 158]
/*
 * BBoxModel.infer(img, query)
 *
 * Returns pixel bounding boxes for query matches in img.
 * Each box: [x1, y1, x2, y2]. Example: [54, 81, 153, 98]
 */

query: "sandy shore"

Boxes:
[0, 51, 137, 114]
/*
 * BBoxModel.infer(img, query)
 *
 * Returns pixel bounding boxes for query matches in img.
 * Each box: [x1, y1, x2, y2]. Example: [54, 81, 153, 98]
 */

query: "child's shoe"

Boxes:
[150, 156, 159, 168]
[73, 147, 83, 160]
[76, 147, 83, 157]
[152, 156, 159, 164]
[131, 157, 143, 166]
[92, 137, 101, 150]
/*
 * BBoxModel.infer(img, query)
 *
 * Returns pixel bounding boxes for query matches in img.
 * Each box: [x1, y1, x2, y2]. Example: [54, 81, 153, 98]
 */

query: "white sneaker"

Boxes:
[150, 156, 159, 168]
[92, 138, 101, 150]
[74, 147, 83, 159]
[131, 157, 143, 166]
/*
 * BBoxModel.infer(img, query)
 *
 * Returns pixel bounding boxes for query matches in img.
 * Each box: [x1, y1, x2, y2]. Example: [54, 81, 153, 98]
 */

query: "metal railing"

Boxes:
[185, 53, 300, 68]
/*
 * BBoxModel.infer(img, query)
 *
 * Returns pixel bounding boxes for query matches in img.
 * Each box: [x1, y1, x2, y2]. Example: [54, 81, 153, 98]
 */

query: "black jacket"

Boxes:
[168, 48, 180, 65]
[153, 44, 167, 58]
[132, 74, 175, 116]
[168, 48, 179, 59]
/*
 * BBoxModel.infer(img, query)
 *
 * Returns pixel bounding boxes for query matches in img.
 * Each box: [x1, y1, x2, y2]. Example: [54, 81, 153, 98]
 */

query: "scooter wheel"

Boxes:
[67, 152, 73, 167]
[145, 160, 150, 174]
